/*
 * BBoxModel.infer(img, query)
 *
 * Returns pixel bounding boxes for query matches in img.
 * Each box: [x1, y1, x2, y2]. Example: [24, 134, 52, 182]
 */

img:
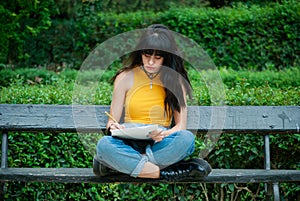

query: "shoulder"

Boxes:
[114, 67, 135, 90]
[115, 68, 134, 81]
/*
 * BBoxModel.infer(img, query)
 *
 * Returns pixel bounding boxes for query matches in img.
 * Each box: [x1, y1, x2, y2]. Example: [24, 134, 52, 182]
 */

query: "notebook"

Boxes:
[111, 124, 159, 140]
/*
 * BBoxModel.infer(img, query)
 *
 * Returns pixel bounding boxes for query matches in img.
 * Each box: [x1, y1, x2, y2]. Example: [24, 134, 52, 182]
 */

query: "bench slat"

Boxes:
[0, 104, 299, 134]
[0, 168, 299, 183]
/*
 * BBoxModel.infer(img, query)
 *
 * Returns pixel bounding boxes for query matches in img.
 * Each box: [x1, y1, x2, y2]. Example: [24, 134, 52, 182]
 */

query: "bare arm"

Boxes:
[106, 70, 133, 130]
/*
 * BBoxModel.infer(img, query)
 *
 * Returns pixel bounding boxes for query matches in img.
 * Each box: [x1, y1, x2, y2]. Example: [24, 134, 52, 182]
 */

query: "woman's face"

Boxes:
[141, 49, 164, 74]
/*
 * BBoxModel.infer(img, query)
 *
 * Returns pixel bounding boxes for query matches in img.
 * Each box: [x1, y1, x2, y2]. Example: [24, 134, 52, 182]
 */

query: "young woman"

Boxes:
[93, 24, 211, 181]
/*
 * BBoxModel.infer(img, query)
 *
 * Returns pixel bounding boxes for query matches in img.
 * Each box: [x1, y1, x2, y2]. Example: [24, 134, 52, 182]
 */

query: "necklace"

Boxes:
[141, 65, 160, 89]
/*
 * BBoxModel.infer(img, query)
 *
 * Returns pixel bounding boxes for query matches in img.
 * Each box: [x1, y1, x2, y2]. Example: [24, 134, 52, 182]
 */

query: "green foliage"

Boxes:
[1, 1, 299, 70]
[162, 2, 300, 69]
[79, 0, 281, 13]
[225, 84, 300, 106]
[220, 67, 300, 89]
[188, 66, 300, 106]
[8, 132, 91, 168]
[81, 0, 209, 13]
[0, 81, 72, 104]
[0, 67, 116, 87]
[0, 68, 59, 87]
[0, 5, 16, 63]
[0, 0, 56, 65]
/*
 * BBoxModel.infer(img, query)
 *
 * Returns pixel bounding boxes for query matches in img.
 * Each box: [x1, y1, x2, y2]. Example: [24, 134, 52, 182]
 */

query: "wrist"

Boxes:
[106, 126, 112, 136]
[161, 130, 168, 137]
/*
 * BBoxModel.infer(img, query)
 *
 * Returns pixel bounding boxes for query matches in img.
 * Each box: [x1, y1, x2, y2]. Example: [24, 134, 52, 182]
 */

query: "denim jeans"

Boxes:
[96, 123, 195, 177]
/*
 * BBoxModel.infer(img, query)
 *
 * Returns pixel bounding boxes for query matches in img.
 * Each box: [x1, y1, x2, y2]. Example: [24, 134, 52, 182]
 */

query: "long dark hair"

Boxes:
[113, 24, 192, 114]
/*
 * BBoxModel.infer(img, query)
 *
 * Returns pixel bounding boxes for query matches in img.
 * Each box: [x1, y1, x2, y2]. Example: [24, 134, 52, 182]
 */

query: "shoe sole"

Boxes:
[186, 158, 212, 178]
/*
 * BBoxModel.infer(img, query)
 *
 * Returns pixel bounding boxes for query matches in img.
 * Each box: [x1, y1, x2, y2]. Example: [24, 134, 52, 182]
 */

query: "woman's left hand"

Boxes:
[148, 129, 167, 142]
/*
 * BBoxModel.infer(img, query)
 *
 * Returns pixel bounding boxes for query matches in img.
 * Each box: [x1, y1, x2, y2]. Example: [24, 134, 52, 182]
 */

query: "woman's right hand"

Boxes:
[109, 122, 126, 130]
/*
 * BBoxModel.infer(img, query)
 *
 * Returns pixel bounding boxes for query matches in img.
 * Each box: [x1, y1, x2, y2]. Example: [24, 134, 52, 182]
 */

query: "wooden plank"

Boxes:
[186, 106, 300, 134]
[0, 104, 299, 134]
[0, 168, 299, 183]
[0, 104, 110, 133]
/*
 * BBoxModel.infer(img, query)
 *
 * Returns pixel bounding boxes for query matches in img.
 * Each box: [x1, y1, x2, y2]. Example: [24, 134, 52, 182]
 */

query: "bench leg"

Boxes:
[273, 183, 280, 201]
[264, 135, 272, 201]
[1, 131, 8, 200]
[264, 135, 281, 201]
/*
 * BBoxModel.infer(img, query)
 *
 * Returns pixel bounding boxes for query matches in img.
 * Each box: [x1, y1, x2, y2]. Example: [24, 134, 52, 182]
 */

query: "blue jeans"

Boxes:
[96, 123, 195, 177]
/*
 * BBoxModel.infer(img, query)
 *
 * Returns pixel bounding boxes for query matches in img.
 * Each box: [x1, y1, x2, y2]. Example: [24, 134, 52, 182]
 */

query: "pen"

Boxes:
[105, 111, 118, 123]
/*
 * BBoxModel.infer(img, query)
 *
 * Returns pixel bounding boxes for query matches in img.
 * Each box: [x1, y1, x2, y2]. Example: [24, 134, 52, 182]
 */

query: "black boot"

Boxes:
[93, 156, 117, 176]
[160, 158, 212, 181]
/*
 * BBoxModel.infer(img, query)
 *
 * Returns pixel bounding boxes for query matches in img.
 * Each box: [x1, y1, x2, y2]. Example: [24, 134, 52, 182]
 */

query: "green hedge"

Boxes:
[1, 67, 300, 105]
[162, 2, 300, 69]
[1, 68, 299, 200]
[1, 1, 299, 70]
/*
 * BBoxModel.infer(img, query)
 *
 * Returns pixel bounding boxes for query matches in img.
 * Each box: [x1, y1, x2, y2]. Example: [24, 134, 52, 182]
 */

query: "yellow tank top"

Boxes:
[124, 67, 172, 127]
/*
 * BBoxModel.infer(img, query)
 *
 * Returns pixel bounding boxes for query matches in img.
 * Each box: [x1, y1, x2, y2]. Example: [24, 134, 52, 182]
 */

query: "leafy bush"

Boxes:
[1, 1, 299, 70]
[0, 0, 56, 65]
[162, 2, 300, 69]
[0, 68, 59, 87]
[0, 67, 117, 87]
[220, 67, 300, 89]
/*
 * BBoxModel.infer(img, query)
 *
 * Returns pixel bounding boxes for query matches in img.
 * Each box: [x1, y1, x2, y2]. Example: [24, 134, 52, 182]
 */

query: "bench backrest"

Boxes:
[0, 104, 299, 134]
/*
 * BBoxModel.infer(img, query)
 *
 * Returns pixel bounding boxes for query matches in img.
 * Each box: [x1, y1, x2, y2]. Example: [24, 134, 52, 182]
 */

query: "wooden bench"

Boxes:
[0, 104, 299, 200]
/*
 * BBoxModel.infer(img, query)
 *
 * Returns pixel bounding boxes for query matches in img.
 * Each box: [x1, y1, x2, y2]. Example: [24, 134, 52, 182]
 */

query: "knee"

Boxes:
[178, 130, 195, 154]
[180, 130, 195, 144]
[96, 136, 114, 155]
